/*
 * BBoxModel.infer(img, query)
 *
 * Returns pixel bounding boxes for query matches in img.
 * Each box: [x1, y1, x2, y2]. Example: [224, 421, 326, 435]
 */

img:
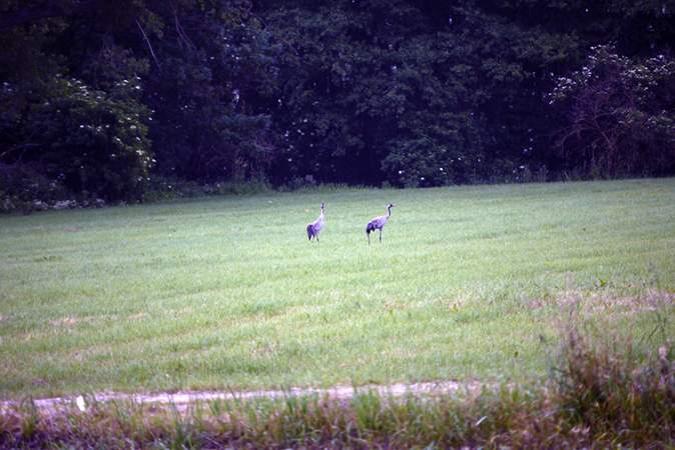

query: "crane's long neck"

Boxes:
[387, 205, 392, 217]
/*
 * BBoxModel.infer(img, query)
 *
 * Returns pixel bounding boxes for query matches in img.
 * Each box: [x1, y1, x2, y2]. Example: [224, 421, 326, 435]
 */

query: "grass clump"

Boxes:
[552, 320, 673, 443]
[2, 321, 671, 448]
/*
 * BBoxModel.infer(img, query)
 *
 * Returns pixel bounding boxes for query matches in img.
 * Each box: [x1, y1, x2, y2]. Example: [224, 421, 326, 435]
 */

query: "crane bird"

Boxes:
[306, 202, 325, 242]
[366, 203, 395, 244]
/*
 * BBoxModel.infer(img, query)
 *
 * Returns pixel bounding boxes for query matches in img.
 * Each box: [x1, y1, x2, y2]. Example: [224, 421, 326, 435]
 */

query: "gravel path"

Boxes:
[1, 381, 483, 414]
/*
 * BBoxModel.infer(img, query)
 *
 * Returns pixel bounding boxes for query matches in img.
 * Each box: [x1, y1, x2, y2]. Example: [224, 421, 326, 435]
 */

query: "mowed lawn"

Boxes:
[1, 179, 674, 399]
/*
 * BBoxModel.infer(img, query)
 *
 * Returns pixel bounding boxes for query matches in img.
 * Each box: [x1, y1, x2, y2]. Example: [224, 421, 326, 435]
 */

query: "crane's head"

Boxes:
[387, 203, 395, 208]
[320, 202, 325, 210]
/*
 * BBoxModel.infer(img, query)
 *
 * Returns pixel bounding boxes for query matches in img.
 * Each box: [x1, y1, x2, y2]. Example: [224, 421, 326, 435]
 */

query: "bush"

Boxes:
[549, 46, 675, 178]
[0, 163, 67, 212]
[1, 76, 152, 203]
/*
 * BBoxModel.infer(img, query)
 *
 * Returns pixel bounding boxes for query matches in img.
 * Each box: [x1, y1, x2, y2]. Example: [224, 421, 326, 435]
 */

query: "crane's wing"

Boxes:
[367, 215, 387, 228]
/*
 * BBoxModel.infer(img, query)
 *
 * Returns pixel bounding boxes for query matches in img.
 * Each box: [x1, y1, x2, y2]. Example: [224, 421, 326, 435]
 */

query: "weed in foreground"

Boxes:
[1, 319, 672, 448]
[552, 318, 673, 445]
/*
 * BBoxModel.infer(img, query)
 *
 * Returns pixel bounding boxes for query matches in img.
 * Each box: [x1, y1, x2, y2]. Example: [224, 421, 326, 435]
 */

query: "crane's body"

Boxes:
[366, 203, 395, 244]
[306, 202, 325, 241]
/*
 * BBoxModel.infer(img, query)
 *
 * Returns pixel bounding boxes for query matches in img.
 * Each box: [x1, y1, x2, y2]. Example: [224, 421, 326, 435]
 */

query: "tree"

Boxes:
[549, 45, 675, 177]
[0, 0, 154, 202]
[2, 0, 674, 209]
[137, 0, 280, 181]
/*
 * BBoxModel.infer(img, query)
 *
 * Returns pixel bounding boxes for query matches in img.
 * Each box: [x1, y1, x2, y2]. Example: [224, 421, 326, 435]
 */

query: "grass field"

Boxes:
[0, 178, 673, 399]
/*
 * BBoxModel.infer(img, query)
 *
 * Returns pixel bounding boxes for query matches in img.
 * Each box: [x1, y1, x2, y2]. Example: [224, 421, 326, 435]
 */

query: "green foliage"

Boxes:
[2, 76, 152, 200]
[549, 45, 675, 177]
[0, 164, 69, 212]
[141, 0, 280, 182]
[264, 2, 497, 186]
[0, 0, 674, 202]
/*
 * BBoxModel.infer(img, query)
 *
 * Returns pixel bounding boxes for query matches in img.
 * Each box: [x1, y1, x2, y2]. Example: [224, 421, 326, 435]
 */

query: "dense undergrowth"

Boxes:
[1, 321, 672, 448]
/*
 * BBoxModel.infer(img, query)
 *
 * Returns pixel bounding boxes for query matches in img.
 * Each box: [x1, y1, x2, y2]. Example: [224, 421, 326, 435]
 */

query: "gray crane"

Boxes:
[366, 203, 395, 244]
[306, 202, 325, 242]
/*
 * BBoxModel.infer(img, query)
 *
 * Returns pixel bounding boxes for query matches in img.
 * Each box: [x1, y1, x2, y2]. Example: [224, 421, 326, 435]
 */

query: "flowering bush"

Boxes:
[548, 46, 675, 177]
[1, 74, 152, 203]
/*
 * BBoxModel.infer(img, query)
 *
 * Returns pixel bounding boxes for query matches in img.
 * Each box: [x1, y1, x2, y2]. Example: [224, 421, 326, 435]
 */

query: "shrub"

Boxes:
[549, 46, 675, 178]
[1, 76, 152, 203]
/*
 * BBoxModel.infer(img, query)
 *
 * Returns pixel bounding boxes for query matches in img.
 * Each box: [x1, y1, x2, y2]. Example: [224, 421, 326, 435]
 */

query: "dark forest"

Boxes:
[1, 0, 673, 207]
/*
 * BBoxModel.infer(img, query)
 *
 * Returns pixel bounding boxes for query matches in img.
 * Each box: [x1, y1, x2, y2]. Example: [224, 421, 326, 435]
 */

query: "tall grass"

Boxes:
[553, 318, 673, 442]
[1, 316, 672, 448]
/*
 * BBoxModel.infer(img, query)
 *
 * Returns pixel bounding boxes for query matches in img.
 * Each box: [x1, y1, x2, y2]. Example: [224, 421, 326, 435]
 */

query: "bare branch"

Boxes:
[135, 19, 160, 70]
[174, 11, 195, 51]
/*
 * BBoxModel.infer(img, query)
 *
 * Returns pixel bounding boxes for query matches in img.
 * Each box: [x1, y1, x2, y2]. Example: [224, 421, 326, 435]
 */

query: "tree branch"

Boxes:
[135, 19, 161, 70]
[174, 11, 195, 51]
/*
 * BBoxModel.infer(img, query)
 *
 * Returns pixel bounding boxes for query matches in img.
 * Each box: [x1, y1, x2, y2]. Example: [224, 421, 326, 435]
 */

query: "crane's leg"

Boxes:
[367, 231, 370, 245]
[379, 229, 383, 242]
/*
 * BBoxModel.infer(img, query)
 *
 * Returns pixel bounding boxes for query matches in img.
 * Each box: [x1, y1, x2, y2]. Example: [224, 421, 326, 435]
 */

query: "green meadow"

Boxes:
[1, 179, 673, 399]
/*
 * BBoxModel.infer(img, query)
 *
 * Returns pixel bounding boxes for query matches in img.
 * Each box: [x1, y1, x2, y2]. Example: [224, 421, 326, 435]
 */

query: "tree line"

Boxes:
[1, 0, 673, 207]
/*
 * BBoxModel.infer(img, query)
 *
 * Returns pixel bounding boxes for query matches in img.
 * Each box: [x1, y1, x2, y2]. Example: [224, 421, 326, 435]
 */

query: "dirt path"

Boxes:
[1, 381, 483, 414]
